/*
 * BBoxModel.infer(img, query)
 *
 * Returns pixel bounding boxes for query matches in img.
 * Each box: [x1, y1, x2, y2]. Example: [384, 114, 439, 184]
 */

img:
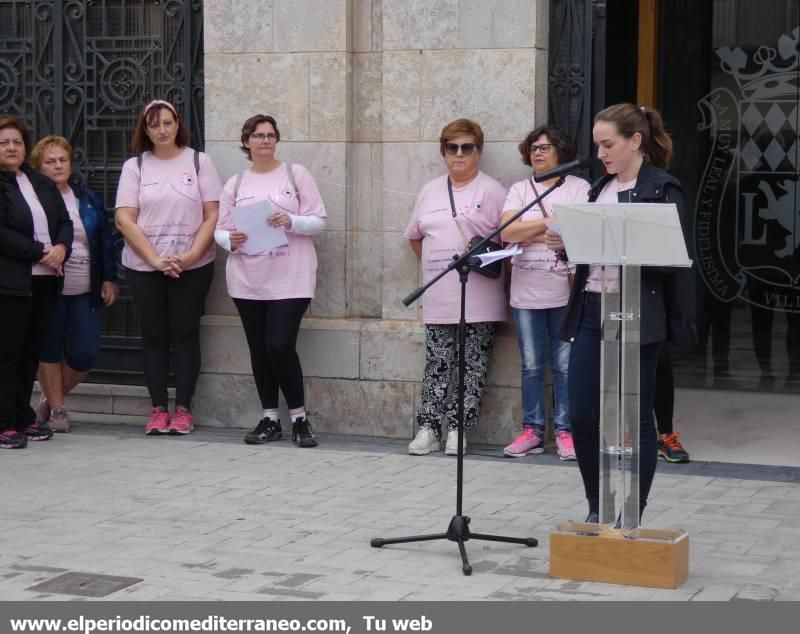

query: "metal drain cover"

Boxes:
[26, 572, 142, 597]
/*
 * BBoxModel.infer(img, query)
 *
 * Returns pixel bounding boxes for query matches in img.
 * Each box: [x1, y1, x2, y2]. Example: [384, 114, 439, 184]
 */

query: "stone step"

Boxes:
[33, 382, 176, 418]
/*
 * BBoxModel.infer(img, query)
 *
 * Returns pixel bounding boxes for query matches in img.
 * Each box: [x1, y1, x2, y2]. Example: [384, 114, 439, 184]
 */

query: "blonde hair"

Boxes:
[30, 135, 73, 171]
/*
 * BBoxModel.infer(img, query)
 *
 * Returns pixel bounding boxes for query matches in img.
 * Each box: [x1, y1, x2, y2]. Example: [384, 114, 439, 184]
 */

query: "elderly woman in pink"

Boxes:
[215, 114, 326, 449]
[115, 100, 222, 436]
[404, 118, 507, 457]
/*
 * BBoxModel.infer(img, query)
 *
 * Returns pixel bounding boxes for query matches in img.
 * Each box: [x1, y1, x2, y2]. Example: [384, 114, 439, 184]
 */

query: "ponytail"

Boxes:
[640, 107, 672, 169]
[594, 103, 673, 169]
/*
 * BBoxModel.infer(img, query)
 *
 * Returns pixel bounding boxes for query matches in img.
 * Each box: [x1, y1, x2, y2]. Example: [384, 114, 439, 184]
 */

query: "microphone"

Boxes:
[533, 157, 591, 183]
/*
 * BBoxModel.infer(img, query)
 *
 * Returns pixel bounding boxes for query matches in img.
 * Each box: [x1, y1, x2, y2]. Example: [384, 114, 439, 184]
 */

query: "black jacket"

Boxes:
[0, 164, 73, 296]
[560, 161, 697, 346]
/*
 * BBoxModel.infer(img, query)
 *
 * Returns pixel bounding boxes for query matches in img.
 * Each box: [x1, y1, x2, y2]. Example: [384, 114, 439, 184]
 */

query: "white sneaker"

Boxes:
[408, 427, 441, 455]
[444, 430, 467, 456]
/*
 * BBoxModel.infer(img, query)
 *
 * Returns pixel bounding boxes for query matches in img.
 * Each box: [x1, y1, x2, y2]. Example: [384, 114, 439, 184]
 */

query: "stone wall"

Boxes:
[201, 0, 550, 444]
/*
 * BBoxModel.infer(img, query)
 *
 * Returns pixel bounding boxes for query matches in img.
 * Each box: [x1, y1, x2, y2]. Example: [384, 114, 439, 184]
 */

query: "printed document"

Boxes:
[232, 200, 288, 255]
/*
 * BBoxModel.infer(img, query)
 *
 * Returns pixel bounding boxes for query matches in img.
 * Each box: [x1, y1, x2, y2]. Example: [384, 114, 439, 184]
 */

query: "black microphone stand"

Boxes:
[370, 175, 567, 575]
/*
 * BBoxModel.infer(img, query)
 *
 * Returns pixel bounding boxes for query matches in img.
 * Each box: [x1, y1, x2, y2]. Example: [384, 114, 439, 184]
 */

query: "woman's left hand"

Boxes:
[101, 281, 120, 307]
[170, 251, 199, 273]
[39, 244, 67, 271]
[268, 211, 292, 230]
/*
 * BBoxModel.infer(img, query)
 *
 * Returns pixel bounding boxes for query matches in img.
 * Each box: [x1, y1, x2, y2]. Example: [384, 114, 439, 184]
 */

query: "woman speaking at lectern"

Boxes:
[545, 104, 695, 523]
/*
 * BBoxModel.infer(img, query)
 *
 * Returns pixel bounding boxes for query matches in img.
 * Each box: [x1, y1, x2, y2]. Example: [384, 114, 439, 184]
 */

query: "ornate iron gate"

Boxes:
[0, 0, 204, 383]
[548, 0, 606, 168]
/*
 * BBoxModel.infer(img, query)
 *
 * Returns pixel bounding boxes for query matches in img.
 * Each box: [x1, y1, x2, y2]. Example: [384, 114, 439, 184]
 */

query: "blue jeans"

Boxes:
[513, 306, 570, 433]
[39, 292, 102, 372]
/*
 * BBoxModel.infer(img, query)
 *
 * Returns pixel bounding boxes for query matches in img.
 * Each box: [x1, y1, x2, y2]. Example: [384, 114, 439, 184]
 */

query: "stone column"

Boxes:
[201, 0, 549, 445]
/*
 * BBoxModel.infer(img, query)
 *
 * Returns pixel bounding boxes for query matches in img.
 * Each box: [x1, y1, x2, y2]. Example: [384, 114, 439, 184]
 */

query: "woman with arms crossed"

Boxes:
[501, 126, 589, 460]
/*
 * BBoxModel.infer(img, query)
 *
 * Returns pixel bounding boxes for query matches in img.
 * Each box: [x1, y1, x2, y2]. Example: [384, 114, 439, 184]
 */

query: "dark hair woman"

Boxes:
[115, 100, 222, 436]
[215, 114, 326, 448]
[500, 125, 589, 460]
[0, 116, 73, 449]
[30, 135, 119, 433]
[545, 103, 696, 523]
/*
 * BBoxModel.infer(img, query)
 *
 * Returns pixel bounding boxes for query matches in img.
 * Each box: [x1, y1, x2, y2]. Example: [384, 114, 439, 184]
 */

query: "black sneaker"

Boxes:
[0, 429, 27, 449]
[244, 418, 282, 444]
[24, 421, 53, 442]
[292, 417, 318, 448]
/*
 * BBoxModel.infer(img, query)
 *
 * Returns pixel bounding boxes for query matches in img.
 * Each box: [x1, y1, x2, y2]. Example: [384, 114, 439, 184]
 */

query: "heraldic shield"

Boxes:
[697, 27, 800, 313]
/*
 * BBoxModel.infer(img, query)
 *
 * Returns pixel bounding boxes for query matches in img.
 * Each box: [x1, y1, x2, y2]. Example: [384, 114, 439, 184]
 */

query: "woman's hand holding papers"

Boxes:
[268, 210, 292, 230]
[229, 230, 248, 250]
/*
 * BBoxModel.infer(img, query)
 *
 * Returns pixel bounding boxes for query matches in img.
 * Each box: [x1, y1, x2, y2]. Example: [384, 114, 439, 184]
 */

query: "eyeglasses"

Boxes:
[0, 139, 24, 148]
[444, 142, 476, 156]
[530, 144, 554, 154]
[250, 133, 277, 142]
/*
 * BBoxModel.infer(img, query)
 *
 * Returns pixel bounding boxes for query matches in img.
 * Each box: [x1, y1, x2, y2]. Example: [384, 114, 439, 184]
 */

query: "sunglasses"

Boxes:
[444, 142, 477, 156]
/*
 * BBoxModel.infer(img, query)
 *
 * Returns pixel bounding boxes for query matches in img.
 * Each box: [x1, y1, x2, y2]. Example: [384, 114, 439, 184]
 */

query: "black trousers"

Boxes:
[233, 297, 310, 410]
[0, 277, 58, 431]
[568, 293, 659, 516]
[654, 343, 674, 435]
[126, 262, 214, 409]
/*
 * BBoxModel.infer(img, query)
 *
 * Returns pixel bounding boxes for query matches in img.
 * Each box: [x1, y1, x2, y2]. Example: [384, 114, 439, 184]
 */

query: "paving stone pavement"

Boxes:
[2, 421, 800, 601]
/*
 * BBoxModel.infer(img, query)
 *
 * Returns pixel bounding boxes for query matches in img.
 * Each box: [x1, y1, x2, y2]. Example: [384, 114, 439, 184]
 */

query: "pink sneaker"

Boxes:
[145, 407, 170, 435]
[169, 406, 193, 435]
[503, 427, 544, 457]
[555, 430, 577, 460]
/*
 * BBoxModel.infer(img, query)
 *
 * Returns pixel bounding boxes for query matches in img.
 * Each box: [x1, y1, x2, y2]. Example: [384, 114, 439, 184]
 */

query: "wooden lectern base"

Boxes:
[549, 522, 689, 589]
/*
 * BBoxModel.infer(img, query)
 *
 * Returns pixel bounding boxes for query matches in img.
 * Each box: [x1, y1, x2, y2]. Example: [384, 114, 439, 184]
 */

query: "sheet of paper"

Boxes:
[474, 244, 522, 267]
[231, 200, 288, 255]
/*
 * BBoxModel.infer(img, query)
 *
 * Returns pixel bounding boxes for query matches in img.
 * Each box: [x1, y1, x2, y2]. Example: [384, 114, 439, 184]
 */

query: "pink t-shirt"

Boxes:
[60, 190, 91, 296]
[404, 172, 507, 324]
[504, 175, 590, 309]
[585, 177, 636, 293]
[217, 163, 326, 300]
[17, 173, 55, 277]
[115, 147, 222, 272]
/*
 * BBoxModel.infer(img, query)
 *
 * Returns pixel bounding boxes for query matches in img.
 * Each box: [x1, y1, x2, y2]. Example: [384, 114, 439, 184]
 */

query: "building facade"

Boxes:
[198, 0, 548, 444]
[2, 0, 798, 445]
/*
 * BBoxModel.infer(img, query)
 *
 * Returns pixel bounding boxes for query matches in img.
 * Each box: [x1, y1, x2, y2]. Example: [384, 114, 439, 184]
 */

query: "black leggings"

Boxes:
[0, 277, 58, 431]
[568, 293, 659, 516]
[126, 263, 214, 409]
[233, 297, 310, 410]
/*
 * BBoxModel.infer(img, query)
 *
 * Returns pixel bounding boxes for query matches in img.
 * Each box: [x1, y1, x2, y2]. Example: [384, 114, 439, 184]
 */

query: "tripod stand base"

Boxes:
[371, 515, 538, 576]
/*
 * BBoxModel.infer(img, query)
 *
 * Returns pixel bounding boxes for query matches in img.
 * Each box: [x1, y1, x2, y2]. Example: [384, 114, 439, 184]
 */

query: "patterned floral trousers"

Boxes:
[416, 322, 496, 434]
